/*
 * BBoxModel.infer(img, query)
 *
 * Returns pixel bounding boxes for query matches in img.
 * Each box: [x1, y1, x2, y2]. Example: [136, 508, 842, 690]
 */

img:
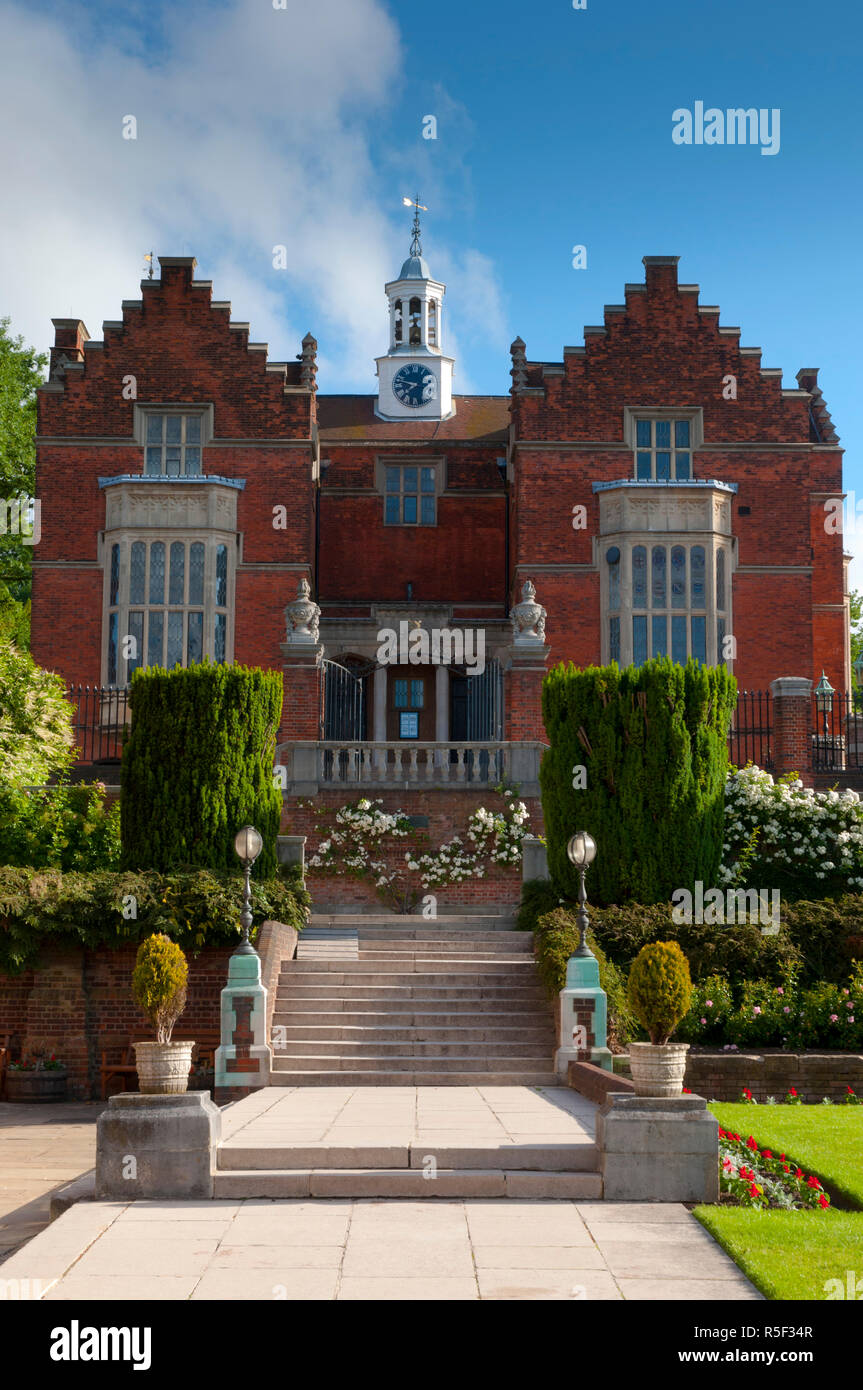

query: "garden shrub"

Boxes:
[121, 663, 283, 876]
[0, 864, 309, 975]
[540, 657, 737, 905]
[533, 906, 638, 1048]
[0, 781, 121, 871]
[721, 766, 863, 901]
[131, 934, 188, 1043]
[676, 973, 735, 1046]
[516, 878, 564, 933]
[0, 643, 75, 787]
[627, 940, 692, 1044]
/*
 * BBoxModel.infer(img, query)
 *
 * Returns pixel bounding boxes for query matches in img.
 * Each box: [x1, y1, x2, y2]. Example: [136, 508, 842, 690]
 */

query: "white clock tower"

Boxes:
[375, 196, 455, 421]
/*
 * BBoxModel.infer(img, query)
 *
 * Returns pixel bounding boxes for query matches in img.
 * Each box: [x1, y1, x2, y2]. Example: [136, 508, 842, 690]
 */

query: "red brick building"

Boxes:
[32, 242, 849, 817]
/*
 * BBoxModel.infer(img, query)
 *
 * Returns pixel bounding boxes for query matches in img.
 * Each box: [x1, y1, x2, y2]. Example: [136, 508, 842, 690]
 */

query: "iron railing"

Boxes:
[812, 689, 863, 771]
[728, 690, 773, 770]
[68, 685, 130, 764]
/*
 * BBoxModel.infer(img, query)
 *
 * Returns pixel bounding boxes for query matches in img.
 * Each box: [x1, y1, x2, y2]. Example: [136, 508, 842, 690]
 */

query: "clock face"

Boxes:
[392, 363, 437, 408]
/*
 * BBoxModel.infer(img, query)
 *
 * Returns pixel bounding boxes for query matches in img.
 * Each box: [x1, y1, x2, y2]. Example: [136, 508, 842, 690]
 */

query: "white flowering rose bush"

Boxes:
[306, 790, 531, 912]
[720, 765, 863, 898]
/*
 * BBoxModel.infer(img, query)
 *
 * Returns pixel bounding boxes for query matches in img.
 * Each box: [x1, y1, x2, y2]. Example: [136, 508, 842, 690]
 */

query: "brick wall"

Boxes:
[0, 942, 235, 1099]
[283, 787, 543, 913]
[683, 1050, 863, 1103]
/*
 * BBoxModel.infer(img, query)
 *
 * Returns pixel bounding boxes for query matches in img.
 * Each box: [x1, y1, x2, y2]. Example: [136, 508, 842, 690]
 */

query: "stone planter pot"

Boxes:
[6, 1069, 68, 1103]
[628, 1041, 690, 1098]
[134, 1041, 194, 1095]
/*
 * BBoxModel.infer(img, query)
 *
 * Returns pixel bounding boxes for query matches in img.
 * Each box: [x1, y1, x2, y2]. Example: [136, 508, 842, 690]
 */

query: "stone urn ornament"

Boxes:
[284, 577, 321, 644]
[511, 579, 547, 644]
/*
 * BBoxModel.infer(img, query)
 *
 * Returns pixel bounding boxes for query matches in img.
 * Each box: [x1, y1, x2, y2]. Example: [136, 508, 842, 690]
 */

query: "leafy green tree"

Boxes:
[0, 643, 75, 788]
[850, 590, 863, 688]
[0, 318, 46, 640]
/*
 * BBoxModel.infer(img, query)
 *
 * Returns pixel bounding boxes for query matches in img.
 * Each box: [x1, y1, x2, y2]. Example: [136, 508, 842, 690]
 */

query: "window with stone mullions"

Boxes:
[384, 464, 436, 525]
[106, 538, 229, 683]
[635, 418, 691, 481]
[144, 413, 203, 476]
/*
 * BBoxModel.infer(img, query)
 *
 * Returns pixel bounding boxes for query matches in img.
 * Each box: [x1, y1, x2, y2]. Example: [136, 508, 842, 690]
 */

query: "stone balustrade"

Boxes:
[274, 740, 546, 795]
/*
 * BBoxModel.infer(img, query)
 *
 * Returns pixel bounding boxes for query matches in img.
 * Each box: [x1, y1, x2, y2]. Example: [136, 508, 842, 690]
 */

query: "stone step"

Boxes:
[212, 1168, 602, 1199]
[309, 914, 517, 930]
[275, 988, 548, 1006]
[357, 949, 532, 961]
[218, 1142, 598, 1172]
[266, 1070, 562, 1087]
[282, 973, 539, 984]
[272, 1054, 555, 1072]
[356, 937, 533, 952]
[275, 1039, 555, 1058]
[273, 998, 550, 1016]
[272, 1023, 555, 1043]
[356, 929, 531, 941]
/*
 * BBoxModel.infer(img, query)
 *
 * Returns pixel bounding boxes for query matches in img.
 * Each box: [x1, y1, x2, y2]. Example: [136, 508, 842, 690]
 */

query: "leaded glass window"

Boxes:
[105, 537, 231, 683]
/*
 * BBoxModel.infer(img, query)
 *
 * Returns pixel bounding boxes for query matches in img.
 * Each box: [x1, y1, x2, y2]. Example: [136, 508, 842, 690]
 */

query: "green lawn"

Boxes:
[694, 1103, 863, 1301]
[710, 1102, 863, 1207]
[694, 1208, 863, 1301]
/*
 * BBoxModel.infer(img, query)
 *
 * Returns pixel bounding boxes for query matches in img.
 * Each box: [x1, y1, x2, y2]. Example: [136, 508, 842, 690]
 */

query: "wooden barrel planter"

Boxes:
[6, 1069, 68, 1103]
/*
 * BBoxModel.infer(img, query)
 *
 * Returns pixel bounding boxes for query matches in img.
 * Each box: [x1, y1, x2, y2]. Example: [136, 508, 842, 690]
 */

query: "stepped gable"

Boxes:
[509, 255, 816, 446]
[39, 256, 315, 440]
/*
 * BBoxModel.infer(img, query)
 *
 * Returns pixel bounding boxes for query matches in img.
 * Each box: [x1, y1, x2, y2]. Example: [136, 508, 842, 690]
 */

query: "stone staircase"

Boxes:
[270, 916, 558, 1086]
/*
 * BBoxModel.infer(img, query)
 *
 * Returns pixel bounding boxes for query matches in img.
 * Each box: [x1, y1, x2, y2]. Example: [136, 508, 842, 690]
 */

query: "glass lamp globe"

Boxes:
[234, 825, 263, 866]
[814, 670, 835, 713]
[566, 831, 597, 868]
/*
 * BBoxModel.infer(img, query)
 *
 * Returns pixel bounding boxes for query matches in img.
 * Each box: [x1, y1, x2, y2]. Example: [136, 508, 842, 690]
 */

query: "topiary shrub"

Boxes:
[131, 933, 189, 1043]
[627, 940, 692, 1045]
[120, 663, 283, 876]
[540, 657, 737, 905]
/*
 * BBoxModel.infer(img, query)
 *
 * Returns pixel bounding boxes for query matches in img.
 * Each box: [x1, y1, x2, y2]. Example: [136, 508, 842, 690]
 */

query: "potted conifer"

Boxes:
[626, 940, 693, 1097]
[132, 934, 194, 1094]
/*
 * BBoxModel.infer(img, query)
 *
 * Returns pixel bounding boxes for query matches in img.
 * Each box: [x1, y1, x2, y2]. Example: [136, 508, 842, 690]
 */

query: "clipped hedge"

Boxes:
[121, 663, 283, 876]
[532, 906, 638, 1049]
[541, 657, 737, 906]
[0, 865, 309, 975]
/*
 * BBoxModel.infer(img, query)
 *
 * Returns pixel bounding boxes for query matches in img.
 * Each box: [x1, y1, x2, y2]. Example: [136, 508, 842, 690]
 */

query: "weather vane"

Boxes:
[402, 194, 427, 258]
[143, 251, 155, 281]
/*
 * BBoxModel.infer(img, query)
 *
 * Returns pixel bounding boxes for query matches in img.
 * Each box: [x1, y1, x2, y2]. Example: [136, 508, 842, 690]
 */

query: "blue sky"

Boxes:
[4, 0, 861, 576]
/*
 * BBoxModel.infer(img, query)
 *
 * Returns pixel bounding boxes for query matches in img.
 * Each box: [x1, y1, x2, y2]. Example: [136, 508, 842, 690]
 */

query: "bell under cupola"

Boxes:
[375, 196, 455, 421]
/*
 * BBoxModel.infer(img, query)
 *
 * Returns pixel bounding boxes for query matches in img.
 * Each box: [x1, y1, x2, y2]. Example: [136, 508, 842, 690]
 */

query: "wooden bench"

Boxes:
[100, 1030, 222, 1099]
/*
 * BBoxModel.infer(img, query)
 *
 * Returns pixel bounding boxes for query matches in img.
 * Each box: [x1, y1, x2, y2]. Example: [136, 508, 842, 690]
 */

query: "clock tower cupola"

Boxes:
[375, 196, 455, 421]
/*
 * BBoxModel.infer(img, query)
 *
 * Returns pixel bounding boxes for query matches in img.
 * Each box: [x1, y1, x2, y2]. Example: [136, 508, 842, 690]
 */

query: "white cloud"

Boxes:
[0, 0, 428, 390]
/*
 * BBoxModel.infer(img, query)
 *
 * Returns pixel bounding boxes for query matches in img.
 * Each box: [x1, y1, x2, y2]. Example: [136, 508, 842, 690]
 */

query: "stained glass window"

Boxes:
[671, 546, 686, 608]
[187, 611, 203, 665]
[717, 548, 726, 610]
[607, 546, 620, 611]
[691, 546, 705, 607]
[109, 544, 120, 606]
[633, 615, 648, 667]
[651, 546, 666, 608]
[632, 546, 647, 608]
[609, 615, 620, 664]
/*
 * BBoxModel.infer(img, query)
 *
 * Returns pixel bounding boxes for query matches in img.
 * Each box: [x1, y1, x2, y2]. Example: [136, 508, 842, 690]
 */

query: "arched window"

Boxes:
[428, 298, 437, 347]
[393, 299, 403, 344]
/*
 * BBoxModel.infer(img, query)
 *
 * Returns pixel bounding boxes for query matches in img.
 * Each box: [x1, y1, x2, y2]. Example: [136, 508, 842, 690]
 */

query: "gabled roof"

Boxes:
[316, 395, 510, 443]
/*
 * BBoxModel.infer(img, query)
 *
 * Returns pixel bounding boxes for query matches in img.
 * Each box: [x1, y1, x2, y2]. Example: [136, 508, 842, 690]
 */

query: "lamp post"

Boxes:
[814, 670, 835, 743]
[233, 825, 263, 955]
[566, 831, 597, 958]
